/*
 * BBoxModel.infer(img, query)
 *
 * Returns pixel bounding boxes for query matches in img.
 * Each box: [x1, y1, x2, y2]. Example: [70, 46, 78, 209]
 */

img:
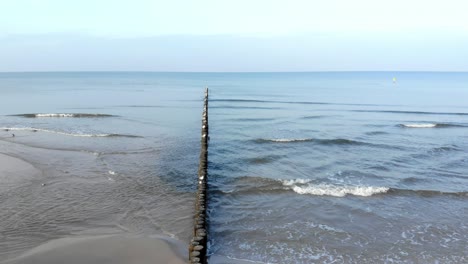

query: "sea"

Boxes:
[0, 72, 467, 263]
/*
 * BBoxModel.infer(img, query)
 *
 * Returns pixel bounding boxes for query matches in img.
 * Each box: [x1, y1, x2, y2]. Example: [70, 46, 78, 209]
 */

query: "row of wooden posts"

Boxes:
[188, 88, 209, 263]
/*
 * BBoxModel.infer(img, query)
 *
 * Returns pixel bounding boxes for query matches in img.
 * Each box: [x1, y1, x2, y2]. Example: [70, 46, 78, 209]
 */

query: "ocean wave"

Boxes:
[281, 180, 389, 197]
[105, 134, 142, 138]
[210, 99, 273, 103]
[365, 131, 389, 136]
[229, 118, 276, 122]
[253, 138, 365, 145]
[210, 105, 281, 110]
[114, 105, 165, 108]
[401, 123, 437, 128]
[288, 182, 468, 198]
[301, 115, 329, 119]
[399, 123, 466, 128]
[388, 188, 468, 197]
[429, 145, 461, 152]
[11, 113, 116, 118]
[255, 138, 314, 143]
[353, 110, 468, 116]
[245, 155, 284, 164]
[282, 178, 312, 185]
[318, 138, 365, 145]
[216, 176, 468, 198]
[400, 177, 425, 184]
[217, 177, 388, 197]
[1, 127, 141, 138]
[211, 98, 383, 106]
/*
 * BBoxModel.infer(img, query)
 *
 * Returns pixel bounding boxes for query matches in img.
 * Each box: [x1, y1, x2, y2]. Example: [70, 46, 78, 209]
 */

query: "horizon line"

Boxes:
[1, 70, 468, 74]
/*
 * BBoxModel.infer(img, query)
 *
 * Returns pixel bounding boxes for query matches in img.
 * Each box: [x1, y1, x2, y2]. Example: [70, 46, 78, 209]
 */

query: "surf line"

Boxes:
[189, 87, 209, 264]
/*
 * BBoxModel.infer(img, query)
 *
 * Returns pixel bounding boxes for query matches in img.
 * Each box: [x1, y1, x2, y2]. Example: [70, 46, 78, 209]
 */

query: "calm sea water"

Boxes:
[1, 72, 467, 263]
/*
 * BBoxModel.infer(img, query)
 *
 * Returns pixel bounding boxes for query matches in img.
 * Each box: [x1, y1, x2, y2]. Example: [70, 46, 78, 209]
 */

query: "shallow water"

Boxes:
[0, 72, 204, 261]
[207, 72, 468, 263]
[1, 72, 468, 263]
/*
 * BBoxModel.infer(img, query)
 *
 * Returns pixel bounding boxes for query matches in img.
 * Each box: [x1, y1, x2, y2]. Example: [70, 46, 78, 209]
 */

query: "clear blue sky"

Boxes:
[1, 0, 467, 71]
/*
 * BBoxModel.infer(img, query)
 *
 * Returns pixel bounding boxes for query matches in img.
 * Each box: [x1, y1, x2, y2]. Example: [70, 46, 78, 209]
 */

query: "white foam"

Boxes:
[268, 138, 312, 143]
[27, 113, 112, 118]
[35, 113, 76, 117]
[293, 184, 389, 197]
[402, 123, 437, 128]
[282, 179, 311, 186]
[281, 180, 389, 197]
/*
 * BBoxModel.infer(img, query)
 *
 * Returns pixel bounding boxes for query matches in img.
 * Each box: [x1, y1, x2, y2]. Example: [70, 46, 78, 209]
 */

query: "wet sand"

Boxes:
[0, 153, 41, 191]
[2, 235, 187, 264]
[0, 152, 187, 264]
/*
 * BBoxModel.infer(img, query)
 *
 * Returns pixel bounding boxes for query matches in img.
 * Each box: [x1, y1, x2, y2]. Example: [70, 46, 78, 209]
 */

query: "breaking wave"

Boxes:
[399, 123, 466, 128]
[255, 138, 314, 143]
[253, 138, 365, 145]
[11, 113, 116, 118]
[401, 123, 436, 128]
[281, 179, 389, 197]
[1, 127, 141, 138]
[216, 177, 468, 198]
[216, 177, 389, 197]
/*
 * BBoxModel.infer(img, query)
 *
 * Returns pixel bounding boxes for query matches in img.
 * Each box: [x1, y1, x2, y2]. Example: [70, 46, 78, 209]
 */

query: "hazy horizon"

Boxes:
[1, 70, 468, 73]
[1, 0, 467, 72]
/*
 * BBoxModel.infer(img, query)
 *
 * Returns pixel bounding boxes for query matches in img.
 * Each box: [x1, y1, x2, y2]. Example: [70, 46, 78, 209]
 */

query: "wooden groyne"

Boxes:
[189, 88, 209, 264]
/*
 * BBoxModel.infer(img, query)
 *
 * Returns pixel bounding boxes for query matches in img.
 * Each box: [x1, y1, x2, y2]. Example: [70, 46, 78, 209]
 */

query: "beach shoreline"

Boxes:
[0, 152, 188, 264]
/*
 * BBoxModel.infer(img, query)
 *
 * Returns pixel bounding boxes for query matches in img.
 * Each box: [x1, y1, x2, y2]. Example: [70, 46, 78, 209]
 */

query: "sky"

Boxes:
[0, 0, 467, 71]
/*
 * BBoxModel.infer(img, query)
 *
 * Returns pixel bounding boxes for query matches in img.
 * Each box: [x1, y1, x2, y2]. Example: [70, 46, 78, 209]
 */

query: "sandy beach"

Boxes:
[2, 235, 187, 264]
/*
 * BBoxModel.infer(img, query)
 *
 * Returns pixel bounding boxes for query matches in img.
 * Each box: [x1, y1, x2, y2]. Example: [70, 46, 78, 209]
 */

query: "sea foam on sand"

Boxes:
[2, 235, 187, 264]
